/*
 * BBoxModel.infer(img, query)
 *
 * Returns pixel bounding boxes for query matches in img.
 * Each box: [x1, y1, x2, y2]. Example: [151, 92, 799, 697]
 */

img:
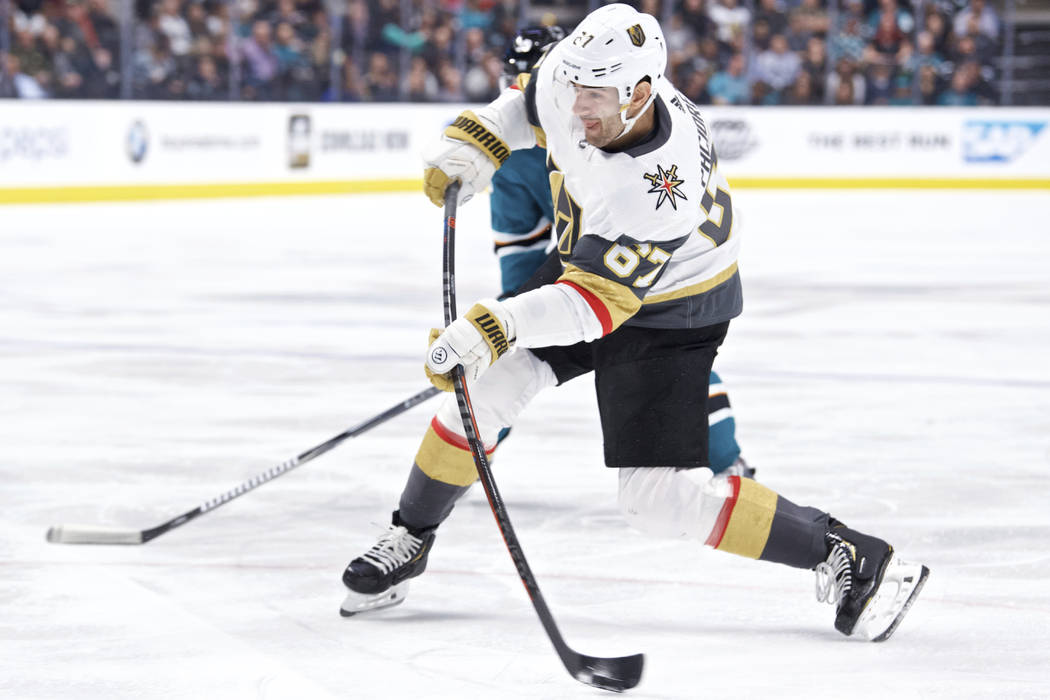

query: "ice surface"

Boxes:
[1, 190, 1049, 699]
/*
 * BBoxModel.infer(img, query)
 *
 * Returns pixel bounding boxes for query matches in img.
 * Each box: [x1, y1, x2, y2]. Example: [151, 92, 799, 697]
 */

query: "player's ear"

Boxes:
[631, 78, 652, 107]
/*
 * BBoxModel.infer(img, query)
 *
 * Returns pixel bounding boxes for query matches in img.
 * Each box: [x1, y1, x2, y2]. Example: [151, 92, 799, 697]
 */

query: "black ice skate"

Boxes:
[340, 511, 437, 617]
[814, 521, 929, 642]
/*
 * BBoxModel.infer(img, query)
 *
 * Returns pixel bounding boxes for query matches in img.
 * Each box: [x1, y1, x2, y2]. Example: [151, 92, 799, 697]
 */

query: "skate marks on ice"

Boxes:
[2, 193, 1049, 698]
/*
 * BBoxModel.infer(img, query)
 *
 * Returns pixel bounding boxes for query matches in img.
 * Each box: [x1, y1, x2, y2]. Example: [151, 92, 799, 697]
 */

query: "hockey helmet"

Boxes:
[503, 25, 566, 80]
[555, 5, 665, 110]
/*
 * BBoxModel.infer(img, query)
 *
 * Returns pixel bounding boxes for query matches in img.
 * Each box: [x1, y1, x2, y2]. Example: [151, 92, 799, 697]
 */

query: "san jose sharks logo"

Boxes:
[643, 164, 687, 211]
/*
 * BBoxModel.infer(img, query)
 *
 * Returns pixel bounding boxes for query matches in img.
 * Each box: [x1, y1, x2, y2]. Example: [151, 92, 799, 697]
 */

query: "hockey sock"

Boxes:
[705, 477, 829, 568]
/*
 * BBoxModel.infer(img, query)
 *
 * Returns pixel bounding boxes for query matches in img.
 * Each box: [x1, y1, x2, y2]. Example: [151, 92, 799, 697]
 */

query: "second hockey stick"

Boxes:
[46, 386, 440, 545]
[439, 182, 644, 692]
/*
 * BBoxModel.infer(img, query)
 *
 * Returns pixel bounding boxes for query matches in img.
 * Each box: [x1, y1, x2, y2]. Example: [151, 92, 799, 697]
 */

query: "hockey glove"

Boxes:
[423, 110, 511, 207]
[425, 299, 515, 391]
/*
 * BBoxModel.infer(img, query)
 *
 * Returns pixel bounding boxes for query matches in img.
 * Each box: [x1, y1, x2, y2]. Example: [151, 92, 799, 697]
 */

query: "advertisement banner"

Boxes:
[701, 106, 1050, 181]
[1, 102, 1048, 203]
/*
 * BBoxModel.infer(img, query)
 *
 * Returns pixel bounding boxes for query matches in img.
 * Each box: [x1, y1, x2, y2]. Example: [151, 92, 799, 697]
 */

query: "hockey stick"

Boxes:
[440, 182, 644, 692]
[46, 386, 441, 545]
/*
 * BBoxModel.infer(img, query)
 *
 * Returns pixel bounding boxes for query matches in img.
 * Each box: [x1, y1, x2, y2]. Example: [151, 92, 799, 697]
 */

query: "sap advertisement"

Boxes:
[1, 103, 1048, 193]
[706, 107, 1050, 178]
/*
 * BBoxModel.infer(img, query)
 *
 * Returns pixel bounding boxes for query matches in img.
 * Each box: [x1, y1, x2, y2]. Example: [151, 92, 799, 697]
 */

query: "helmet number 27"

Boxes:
[573, 31, 595, 48]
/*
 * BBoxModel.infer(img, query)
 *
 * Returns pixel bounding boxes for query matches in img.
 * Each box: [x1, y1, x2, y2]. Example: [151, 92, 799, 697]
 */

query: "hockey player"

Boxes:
[492, 24, 751, 475]
[343, 4, 928, 642]
[490, 25, 562, 298]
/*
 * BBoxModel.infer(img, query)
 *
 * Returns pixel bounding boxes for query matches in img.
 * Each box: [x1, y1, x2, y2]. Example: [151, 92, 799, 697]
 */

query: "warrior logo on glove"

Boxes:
[425, 300, 516, 392]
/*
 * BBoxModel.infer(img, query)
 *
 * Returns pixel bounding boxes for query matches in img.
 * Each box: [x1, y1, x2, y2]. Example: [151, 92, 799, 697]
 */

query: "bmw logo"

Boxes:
[127, 120, 149, 164]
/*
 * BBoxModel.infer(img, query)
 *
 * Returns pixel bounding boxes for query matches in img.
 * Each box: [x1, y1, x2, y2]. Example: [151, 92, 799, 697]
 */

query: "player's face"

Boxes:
[571, 84, 625, 147]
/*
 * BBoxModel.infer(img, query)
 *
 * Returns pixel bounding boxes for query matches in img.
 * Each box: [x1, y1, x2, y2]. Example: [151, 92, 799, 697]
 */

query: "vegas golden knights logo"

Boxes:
[626, 24, 646, 47]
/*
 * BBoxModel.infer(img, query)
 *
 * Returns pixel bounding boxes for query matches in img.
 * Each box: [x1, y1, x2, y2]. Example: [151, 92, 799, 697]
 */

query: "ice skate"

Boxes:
[340, 511, 437, 617]
[815, 521, 929, 642]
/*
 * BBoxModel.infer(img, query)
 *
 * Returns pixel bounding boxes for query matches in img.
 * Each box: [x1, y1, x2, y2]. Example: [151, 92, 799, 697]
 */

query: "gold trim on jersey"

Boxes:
[415, 425, 481, 487]
[559, 264, 642, 331]
[715, 479, 778, 559]
[641, 262, 738, 305]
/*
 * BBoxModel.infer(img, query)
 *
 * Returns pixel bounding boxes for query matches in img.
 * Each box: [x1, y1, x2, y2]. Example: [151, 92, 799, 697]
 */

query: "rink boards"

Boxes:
[1, 101, 1049, 203]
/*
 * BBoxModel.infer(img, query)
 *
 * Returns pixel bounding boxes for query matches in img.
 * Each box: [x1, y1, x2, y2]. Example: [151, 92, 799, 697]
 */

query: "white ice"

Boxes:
[1, 189, 1049, 699]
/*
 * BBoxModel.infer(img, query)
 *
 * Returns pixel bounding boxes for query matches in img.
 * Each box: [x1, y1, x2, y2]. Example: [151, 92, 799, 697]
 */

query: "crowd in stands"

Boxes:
[1, 0, 1003, 106]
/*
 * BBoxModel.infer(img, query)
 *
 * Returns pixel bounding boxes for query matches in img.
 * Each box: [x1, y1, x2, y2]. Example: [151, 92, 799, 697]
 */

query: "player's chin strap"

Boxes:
[614, 87, 658, 142]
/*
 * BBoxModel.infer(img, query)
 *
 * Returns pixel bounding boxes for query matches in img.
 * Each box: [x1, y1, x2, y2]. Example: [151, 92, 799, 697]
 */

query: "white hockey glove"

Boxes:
[423, 110, 511, 207]
[425, 299, 515, 391]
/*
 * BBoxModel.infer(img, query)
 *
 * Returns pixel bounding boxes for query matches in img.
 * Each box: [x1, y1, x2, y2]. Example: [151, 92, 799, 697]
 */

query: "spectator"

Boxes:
[709, 51, 750, 104]
[680, 62, 713, 104]
[341, 0, 377, 65]
[157, 0, 192, 57]
[240, 19, 279, 99]
[404, 55, 439, 101]
[708, 0, 751, 51]
[754, 0, 788, 39]
[11, 27, 53, 88]
[274, 21, 317, 100]
[826, 57, 866, 105]
[328, 58, 368, 101]
[957, 16, 998, 66]
[865, 61, 894, 105]
[785, 69, 819, 105]
[828, 1, 868, 64]
[463, 52, 502, 102]
[678, 0, 713, 41]
[753, 32, 801, 97]
[872, 10, 905, 57]
[3, 53, 49, 98]
[435, 59, 465, 102]
[363, 51, 398, 101]
[888, 73, 915, 106]
[694, 36, 722, 73]
[801, 36, 827, 101]
[83, 46, 121, 98]
[187, 54, 225, 99]
[868, 0, 913, 35]
[53, 35, 90, 97]
[922, 7, 952, 58]
[953, 0, 999, 43]
[422, 21, 456, 68]
[270, 0, 307, 36]
[134, 34, 176, 98]
[917, 63, 941, 105]
[788, 0, 829, 44]
[86, 0, 120, 55]
[915, 30, 945, 72]
[832, 74, 856, 105]
[937, 65, 978, 106]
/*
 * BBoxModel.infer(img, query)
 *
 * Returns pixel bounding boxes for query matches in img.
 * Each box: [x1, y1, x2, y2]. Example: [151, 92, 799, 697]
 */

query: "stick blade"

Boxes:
[46, 524, 144, 545]
[570, 652, 644, 693]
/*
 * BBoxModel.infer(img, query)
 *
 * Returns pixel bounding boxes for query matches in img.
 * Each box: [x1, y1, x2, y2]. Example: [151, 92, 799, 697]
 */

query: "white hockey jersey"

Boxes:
[481, 43, 742, 346]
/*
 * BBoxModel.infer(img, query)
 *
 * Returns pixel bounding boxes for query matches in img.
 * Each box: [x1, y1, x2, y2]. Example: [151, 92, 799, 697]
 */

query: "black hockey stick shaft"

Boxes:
[440, 183, 643, 692]
[47, 386, 440, 544]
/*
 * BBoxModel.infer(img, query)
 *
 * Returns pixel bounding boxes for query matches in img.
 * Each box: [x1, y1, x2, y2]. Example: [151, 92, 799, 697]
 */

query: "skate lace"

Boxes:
[814, 535, 854, 605]
[361, 525, 423, 575]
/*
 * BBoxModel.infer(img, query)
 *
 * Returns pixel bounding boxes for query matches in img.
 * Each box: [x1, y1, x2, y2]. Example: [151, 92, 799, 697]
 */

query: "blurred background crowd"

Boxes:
[1, 0, 1047, 105]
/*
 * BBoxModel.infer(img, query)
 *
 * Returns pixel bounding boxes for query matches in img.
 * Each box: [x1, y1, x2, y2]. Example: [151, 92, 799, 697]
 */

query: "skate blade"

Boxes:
[339, 582, 409, 617]
[856, 559, 930, 642]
